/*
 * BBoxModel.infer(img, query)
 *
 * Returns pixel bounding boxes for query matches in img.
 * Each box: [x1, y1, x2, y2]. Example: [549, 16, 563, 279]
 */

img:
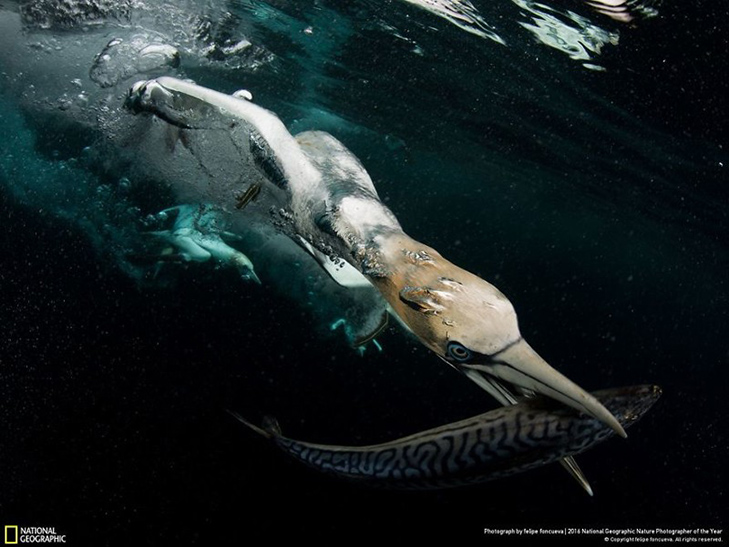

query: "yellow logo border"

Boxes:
[4, 525, 19, 545]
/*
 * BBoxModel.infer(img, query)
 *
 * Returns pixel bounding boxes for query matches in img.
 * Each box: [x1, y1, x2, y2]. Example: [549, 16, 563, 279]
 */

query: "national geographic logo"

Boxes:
[4, 526, 66, 544]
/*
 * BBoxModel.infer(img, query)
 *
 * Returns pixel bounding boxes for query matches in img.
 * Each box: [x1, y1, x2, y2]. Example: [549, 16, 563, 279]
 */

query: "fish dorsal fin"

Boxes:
[262, 416, 282, 436]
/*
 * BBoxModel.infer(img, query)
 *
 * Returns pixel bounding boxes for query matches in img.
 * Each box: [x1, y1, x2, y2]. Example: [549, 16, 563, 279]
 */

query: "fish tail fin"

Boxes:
[228, 410, 278, 439]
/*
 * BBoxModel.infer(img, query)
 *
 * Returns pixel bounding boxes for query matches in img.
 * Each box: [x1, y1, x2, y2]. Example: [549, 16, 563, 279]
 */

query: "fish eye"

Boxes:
[447, 341, 472, 362]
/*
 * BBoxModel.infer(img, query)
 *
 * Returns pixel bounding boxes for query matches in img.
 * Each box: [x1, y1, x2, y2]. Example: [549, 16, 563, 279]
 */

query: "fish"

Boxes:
[230, 385, 661, 491]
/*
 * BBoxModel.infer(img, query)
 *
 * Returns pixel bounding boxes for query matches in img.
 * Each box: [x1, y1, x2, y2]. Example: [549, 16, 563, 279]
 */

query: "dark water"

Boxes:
[0, 0, 727, 544]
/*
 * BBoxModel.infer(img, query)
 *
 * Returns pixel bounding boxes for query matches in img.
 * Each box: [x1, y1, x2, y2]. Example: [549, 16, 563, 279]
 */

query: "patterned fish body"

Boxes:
[235, 385, 660, 490]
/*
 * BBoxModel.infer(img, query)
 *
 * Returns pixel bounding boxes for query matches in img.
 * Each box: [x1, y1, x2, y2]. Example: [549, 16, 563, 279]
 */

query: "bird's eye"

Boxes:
[447, 342, 472, 362]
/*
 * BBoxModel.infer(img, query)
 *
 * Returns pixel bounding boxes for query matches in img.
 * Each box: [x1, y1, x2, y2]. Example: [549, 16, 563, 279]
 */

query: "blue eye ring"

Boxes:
[447, 342, 472, 363]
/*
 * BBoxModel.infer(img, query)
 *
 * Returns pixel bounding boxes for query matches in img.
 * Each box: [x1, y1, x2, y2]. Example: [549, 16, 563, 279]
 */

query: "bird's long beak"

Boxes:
[458, 338, 627, 438]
